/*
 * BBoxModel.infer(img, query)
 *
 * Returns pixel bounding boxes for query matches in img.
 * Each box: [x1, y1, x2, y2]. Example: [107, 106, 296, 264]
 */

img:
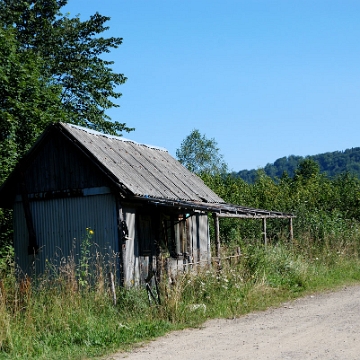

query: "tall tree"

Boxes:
[295, 158, 320, 182]
[0, 27, 65, 182]
[0, 0, 133, 135]
[176, 129, 227, 175]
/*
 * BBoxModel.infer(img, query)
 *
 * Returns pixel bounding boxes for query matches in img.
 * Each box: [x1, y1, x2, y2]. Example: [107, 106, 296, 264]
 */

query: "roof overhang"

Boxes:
[132, 195, 295, 219]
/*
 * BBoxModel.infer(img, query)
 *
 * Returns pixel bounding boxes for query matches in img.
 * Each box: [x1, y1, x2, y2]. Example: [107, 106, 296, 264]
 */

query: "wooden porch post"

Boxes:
[262, 218, 267, 246]
[213, 213, 220, 259]
[289, 217, 294, 241]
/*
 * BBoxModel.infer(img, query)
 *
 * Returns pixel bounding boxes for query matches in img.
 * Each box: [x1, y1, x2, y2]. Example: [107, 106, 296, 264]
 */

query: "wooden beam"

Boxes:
[213, 213, 220, 259]
[289, 217, 294, 241]
[216, 213, 294, 219]
[262, 218, 267, 246]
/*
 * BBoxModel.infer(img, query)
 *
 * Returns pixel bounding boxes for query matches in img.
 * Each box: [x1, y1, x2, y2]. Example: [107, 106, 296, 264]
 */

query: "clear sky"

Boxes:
[64, 0, 360, 171]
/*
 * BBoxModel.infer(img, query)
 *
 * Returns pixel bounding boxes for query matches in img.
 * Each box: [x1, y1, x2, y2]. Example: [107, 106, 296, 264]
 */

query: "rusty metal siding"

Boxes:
[14, 193, 118, 276]
[62, 123, 224, 203]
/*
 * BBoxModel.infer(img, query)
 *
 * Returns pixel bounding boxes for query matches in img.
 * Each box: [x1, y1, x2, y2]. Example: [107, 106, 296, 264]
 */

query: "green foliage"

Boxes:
[243, 245, 307, 290]
[77, 228, 93, 288]
[202, 159, 360, 245]
[0, 244, 14, 278]
[176, 129, 227, 175]
[237, 147, 360, 183]
[0, 0, 133, 135]
[0, 209, 13, 249]
[294, 158, 320, 181]
[0, 27, 65, 182]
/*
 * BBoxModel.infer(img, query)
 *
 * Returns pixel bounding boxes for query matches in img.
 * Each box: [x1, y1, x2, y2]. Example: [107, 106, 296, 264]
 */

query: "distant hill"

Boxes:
[236, 147, 360, 183]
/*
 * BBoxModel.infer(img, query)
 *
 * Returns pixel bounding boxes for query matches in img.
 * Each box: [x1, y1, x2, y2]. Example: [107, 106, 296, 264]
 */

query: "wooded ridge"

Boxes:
[236, 147, 360, 183]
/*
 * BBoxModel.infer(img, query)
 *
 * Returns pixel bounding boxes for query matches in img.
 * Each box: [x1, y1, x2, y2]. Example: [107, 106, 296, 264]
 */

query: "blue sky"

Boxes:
[64, 0, 360, 171]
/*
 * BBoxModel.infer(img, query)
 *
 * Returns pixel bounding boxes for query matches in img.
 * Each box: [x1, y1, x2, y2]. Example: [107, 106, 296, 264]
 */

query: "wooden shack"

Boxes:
[0, 123, 294, 285]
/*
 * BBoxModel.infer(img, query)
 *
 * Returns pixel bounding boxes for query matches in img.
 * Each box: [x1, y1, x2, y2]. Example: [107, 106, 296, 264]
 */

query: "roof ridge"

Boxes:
[60, 122, 168, 152]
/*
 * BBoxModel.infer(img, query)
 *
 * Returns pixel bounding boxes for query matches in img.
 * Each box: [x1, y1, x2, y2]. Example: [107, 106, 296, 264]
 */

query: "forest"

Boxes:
[236, 147, 360, 183]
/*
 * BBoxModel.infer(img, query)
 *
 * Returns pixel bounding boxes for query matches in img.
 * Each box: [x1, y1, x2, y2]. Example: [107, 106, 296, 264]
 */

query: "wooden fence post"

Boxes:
[108, 272, 117, 306]
[213, 213, 220, 266]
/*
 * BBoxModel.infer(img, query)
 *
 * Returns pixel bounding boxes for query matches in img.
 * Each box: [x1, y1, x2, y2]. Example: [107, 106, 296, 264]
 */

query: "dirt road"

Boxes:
[108, 285, 360, 359]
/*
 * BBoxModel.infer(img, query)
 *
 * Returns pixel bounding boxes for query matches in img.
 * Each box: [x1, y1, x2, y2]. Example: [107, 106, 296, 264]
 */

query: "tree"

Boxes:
[0, 0, 133, 135]
[176, 129, 227, 175]
[295, 158, 320, 182]
[0, 27, 65, 183]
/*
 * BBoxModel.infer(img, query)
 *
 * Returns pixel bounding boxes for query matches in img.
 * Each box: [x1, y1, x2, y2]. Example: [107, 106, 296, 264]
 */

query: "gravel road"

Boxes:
[107, 285, 360, 360]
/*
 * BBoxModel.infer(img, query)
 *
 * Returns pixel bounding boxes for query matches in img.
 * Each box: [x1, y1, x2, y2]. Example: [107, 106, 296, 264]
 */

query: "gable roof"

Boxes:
[58, 123, 224, 203]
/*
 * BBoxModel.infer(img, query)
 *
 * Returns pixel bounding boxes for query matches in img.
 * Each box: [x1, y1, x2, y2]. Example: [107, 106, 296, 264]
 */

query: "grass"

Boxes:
[1, 238, 360, 359]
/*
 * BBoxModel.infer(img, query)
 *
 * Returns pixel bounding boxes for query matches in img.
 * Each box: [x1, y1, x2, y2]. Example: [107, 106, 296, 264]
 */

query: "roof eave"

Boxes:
[130, 195, 295, 219]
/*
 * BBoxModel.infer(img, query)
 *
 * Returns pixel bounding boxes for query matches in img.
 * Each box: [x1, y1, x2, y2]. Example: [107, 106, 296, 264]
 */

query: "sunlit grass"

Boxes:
[1, 235, 360, 359]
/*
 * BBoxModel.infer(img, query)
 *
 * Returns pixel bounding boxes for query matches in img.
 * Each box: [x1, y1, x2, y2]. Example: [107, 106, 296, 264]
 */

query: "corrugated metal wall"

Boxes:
[14, 193, 118, 277]
[14, 191, 210, 282]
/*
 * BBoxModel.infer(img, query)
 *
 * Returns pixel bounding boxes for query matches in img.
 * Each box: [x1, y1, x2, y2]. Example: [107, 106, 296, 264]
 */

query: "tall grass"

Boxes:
[0, 247, 174, 359]
[1, 231, 360, 359]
